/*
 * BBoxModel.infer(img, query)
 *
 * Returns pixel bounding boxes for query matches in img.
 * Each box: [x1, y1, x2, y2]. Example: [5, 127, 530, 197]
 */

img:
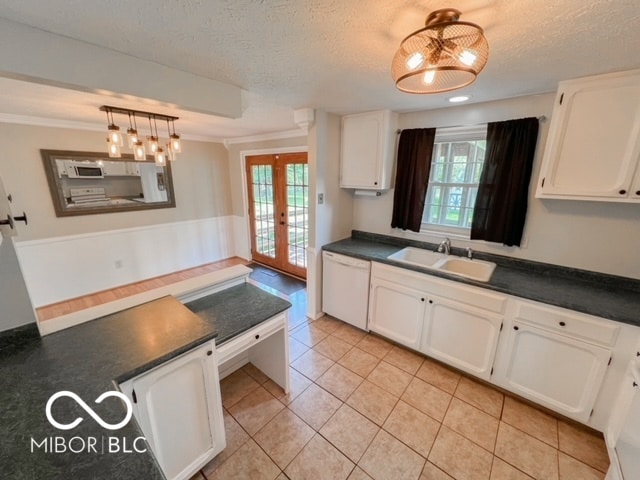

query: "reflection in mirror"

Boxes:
[41, 150, 176, 217]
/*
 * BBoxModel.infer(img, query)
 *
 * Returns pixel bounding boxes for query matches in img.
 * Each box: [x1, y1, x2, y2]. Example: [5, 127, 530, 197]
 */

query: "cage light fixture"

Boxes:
[391, 8, 489, 94]
[99, 106, 180, 161]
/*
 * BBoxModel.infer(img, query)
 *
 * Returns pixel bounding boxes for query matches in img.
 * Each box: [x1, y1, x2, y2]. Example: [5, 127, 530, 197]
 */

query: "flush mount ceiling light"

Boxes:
[392, 8, 489, 94]
[100, 106, 180, 162]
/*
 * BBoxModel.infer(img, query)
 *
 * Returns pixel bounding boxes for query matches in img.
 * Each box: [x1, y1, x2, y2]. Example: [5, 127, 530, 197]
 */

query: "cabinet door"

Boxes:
[494, 322, 610, 422]
[369, 278, 426, 349]
[421, 295, 502, 380]
[537, 70, 640, 200]
[130, 342, 225, 480]
[341, 112, 384, 189]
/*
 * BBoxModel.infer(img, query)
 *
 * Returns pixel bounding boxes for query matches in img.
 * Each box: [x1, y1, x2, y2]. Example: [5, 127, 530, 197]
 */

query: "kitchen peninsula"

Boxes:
[0, 274, 291, 479]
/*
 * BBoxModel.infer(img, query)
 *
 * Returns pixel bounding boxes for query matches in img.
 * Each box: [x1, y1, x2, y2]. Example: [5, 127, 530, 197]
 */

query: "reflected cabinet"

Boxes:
[41, 149, 176, 217]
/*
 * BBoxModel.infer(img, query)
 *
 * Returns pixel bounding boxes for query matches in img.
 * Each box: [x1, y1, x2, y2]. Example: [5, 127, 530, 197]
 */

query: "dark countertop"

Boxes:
[323, 231, 640, 328]
[0, 283, 291, 479]
[185, 282, 293, 344]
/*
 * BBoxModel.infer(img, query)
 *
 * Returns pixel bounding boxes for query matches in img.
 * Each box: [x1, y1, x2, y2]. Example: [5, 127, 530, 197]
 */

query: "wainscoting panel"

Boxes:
[15, 216, 236, 307]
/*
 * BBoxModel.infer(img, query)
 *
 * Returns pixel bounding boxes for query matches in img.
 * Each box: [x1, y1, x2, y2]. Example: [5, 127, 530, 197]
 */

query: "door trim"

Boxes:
[239, 147, 308, 263]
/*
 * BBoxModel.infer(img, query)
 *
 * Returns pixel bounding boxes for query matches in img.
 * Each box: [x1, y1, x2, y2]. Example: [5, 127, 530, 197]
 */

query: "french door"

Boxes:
[246, 152, 308, 279]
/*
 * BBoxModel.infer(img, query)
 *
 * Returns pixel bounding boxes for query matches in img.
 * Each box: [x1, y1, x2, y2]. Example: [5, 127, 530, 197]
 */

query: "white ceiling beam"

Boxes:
[0, 17, 243, 119]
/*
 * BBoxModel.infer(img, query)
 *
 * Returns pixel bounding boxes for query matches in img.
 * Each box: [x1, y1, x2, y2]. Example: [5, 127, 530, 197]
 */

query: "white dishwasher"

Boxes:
[322, 251, 370, 330]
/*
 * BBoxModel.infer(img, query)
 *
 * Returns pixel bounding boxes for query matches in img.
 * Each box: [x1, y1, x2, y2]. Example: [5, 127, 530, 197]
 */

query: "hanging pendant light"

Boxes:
[126, 112, 139, 148]
[155, 147, 166, 166]
[169, 119, 181, 153]
[107, 139, 121, 158]
[133, 140, 146, 161]
[105, 108, 123, 149]
[391, 8, 489, 94]
[147, 115, 159, 154]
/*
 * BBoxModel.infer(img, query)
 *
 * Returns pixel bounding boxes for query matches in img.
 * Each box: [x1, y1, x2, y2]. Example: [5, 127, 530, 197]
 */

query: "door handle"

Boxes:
[0, 214, 14, 229]
[13, 212, 27, 225]
[279, 221, 285, 225]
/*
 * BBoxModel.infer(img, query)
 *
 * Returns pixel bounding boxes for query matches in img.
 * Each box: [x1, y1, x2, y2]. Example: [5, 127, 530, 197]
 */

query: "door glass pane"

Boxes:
[251, 165, 276, 258]
[286, 163, 308, 268]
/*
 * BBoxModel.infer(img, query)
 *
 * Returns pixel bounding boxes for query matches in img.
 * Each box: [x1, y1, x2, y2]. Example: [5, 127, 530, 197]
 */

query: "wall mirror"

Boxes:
[41, 149, 176, 217]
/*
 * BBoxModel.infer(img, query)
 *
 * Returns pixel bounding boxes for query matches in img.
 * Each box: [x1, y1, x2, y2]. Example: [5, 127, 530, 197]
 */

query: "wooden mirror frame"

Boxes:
[41, 149, 176, 217]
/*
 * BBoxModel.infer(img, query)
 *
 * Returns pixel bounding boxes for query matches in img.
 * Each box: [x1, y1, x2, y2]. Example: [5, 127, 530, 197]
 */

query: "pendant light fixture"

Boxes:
[391, 8, 489, 94]
[168, 119, 181, 153]
[126, 112, 139, 148]
[148, 115, 159, 154]
[99, 106, 181, 161]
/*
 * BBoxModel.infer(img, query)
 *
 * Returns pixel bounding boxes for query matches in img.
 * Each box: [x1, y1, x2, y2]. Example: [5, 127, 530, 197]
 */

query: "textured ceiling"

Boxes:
[1, 0, 640, 138]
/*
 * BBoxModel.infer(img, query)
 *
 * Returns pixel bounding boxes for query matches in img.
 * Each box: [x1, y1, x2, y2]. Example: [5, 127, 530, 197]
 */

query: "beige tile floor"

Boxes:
[194, 291, 610, 480]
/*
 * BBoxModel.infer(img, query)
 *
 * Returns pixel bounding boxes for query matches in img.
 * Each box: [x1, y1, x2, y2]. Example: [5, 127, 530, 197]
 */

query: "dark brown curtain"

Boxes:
[391, 128, 436, 232]
[471, 117, 539, 246]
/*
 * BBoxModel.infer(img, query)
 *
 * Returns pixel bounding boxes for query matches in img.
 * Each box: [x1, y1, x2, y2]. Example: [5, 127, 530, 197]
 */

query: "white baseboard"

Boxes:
[15, 216, 236, 307]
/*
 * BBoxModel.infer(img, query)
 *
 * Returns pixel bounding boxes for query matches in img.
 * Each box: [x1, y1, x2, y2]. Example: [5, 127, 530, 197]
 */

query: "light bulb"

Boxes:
[406, 52, 425, 70]
[127, 128, 138, 148]
[107, 139, 121, 158]
[155, 147, 166, 166]
[423, 70, 436, 85]
[459, 49, 477, 66]
[170, 134, 181, 153]
[107, 124, 123, 146]
[148, 136, 159, 153]
[133, 140, 146, 161]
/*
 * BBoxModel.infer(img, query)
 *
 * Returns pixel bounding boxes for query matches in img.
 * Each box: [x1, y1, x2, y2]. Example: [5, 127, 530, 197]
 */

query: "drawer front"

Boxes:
[372, 262, 506, 314]
[216, 314, 287, 365]
[515, 301, 619, 347]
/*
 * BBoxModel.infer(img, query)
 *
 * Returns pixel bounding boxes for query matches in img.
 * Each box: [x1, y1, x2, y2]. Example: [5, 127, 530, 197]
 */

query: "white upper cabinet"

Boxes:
[340, 110, 398, 190]
[536, 69, 640, 202]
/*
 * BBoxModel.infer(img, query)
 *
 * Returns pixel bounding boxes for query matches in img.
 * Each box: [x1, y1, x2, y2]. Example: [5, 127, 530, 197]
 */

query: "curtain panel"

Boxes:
[391, 128, 436, 232]
[471, 117, 539, 246]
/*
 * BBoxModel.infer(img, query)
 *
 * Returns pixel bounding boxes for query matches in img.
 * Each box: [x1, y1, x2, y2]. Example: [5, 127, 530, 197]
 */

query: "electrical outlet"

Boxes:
[318, 193, 324, 204]
[114, 260, 123, 269]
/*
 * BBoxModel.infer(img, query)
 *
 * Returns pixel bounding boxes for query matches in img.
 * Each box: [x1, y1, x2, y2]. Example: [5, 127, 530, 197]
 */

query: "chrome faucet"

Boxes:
[466, 247, 473, 260]
[437, 237, 451, 255]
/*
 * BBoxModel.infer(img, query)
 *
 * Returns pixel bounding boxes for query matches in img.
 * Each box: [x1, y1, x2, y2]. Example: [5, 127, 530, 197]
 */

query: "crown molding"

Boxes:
[0, 113, 224, 143]
[223, 128, 307, 149]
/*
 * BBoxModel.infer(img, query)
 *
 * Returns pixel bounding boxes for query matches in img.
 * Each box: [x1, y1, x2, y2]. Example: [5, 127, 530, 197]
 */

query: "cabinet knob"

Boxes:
[255, 334, 260, 340]
[634, 381, 638, 388]
[619, 189, 627, 195]
[559, 321, 566, 327]
[374, 182, 378, 186]
[513, 326, 519, 331]
[636, 190, 640, 196]
[206, 350, 213, 356]
[428, 300, 433, 304]
[421, 298, 425, 302]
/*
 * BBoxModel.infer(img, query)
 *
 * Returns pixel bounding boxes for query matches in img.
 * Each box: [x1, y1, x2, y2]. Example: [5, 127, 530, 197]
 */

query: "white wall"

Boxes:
[353, 94, 640, 279]
[0, 237, 37, 330]
[226, 136, 308, 260]
[307, 111, 354, 318]
[0, 122, 235, 306]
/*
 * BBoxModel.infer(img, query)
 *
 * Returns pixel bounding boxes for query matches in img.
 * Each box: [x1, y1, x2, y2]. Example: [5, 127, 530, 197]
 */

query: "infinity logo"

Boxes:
[45, 391, 133, 431]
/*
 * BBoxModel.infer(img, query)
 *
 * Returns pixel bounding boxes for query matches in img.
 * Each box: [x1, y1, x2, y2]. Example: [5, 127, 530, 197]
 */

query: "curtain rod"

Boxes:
[396, 115, 546, 134]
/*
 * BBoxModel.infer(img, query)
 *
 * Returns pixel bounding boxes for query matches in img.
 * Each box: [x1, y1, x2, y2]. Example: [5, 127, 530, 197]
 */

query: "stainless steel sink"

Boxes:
[387, 247, 496, 282]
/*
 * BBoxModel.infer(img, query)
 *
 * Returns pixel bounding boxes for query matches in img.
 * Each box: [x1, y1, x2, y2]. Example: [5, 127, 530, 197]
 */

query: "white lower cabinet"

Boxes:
[369, 262, 506, 377]
[492, 300, 618, 423]
[369, 277, 426, 349]
[120, 340, 225, 480]
[422, 294, 503, 380]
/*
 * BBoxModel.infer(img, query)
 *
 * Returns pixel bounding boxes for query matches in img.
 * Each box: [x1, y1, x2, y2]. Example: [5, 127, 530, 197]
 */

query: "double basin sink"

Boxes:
[387, 247, 496, 282]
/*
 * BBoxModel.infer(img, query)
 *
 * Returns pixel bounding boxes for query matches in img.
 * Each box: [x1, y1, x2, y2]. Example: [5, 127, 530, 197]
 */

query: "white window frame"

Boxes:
[420, 124, 488, 238]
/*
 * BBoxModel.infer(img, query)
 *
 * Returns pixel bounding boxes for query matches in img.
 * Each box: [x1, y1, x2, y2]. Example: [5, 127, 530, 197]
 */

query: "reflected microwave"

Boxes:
[65, 161, 105, 179]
